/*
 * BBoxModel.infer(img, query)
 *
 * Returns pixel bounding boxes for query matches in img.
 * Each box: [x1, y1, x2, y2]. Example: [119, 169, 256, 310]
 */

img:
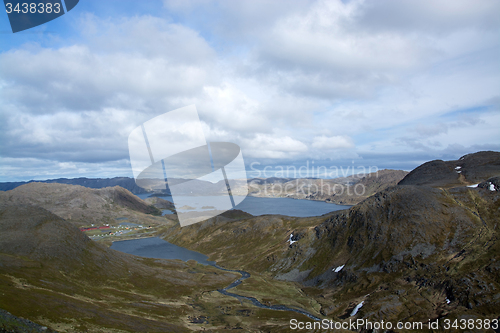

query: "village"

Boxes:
[79, 222, 153, 240]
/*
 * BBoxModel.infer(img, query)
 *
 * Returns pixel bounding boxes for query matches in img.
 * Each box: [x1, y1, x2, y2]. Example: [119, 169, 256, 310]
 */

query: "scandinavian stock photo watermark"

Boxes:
[248, 161, 380, 198]
[128, 106, 381, 227]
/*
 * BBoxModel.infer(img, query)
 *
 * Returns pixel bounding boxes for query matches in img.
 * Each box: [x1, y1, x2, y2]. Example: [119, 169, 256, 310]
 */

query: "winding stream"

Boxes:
[110, 237, 321, 321]
[213, 265, 321, 321]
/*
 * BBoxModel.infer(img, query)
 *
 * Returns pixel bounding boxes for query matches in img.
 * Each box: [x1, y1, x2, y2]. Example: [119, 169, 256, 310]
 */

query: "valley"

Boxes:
[0, 151, 499, 332]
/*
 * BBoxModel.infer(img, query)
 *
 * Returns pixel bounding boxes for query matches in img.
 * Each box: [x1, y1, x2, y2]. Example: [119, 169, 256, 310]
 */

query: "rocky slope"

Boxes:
[163, 153, 500, 330]
[247, 169, 408, 205]
[398, 150, 500, 187]
[144, 196, 175, 211]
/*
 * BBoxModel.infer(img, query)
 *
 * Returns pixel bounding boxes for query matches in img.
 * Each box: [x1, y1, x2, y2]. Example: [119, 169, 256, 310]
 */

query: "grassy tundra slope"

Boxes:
[0, 205, 243, 332]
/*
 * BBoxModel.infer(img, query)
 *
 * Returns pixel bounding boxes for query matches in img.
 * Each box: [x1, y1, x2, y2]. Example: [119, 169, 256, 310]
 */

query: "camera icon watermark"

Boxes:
[128, 105, 248, 227]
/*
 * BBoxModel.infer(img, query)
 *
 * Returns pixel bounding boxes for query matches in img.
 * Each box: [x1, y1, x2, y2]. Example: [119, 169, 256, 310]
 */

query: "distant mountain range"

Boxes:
[0, 170, 409, 206]
[246, 169, 409, 205]
[0, 182, 163, 227]
[2, 150, 498, 208]
[0, 176, 150, 194]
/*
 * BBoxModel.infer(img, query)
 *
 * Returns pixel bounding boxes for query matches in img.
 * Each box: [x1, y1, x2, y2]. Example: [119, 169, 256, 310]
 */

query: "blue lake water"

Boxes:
[110, 237, 215, 266]
[137, 193, 350, 217]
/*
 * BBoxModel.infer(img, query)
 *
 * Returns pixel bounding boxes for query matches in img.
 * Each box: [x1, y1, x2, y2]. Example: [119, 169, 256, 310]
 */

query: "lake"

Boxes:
[110, 237, 215, 266]
[137, 193, 350, 217]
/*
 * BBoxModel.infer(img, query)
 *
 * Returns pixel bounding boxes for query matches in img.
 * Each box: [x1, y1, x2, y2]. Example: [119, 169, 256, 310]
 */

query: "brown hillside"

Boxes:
[398, 150, 500, 187]
[0, 183, 161, 226]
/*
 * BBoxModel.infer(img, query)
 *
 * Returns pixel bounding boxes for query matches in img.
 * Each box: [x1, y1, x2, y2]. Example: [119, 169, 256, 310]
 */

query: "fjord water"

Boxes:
[137, 193, 350, 217]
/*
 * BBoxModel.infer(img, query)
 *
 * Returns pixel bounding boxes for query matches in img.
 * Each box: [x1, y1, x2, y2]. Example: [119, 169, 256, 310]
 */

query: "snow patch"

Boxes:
[457, 170, 462, 173]
[350, 301, 364, 316]
[333, 265, 345, 273]
[455, 166, 462, 170]
[467, 184, 479, 188]
[446, 298, 451, 304]
[288, 234, 296, 245]
[490, 183, 496, 191]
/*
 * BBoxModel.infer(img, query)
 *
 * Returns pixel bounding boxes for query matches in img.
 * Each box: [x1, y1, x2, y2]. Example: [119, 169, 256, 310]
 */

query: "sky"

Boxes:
[0, 0, 499, 182]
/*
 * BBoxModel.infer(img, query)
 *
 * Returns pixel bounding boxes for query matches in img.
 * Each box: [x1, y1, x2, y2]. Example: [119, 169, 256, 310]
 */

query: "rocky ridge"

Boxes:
[399, 150, 500, 187]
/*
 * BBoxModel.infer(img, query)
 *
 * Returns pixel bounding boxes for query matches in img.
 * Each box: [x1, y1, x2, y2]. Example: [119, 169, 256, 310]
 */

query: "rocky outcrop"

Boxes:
[0, 308, 57, 333]
[144, 196, 176, 210]
[398, 151, 500, 187]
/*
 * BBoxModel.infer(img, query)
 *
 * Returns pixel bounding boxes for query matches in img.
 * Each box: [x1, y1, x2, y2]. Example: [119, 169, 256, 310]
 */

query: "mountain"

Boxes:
[0, 177, 150, 194]
[0, 204, 239, 332]
[398, 151, 500, 187]
[0, 183, 162, 227]
[162, 152, 500, 327]
[0, 170, 408, 206]
[247, 169, 409, 205]
[2, 151, 499, 331]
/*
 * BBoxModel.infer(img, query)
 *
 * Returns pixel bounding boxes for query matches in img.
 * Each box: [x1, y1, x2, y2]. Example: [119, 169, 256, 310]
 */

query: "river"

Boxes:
[110, 237, 321, 321]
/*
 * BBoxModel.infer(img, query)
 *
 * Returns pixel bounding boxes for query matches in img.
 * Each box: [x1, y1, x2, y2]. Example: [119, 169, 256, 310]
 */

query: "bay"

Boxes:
[137, 193, 350, 217]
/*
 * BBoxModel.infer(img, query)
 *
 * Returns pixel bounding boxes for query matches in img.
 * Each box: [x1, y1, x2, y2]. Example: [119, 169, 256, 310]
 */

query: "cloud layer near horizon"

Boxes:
[0, 0, 499, 181]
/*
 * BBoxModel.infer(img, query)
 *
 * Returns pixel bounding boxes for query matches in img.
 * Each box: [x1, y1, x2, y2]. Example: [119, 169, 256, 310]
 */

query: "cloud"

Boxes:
[0, 14, 219, 116]
[247, 0, 500, 102]
[0, 1, 499, 181]
[242, 133, 308, 159]
[79, 14, 216, 62]
[357, 0, 500, 33]
[312, 135, 354, 150]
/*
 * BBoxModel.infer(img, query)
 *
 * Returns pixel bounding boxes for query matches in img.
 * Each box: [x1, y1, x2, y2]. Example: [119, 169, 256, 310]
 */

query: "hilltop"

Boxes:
[398, 150, 500, 187]
[0, 183, 163, 228]
[0, 177, 149, 194]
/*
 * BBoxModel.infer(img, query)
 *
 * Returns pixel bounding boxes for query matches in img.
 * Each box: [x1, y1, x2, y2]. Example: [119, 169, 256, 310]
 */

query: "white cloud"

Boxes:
[312, 135, 354, 150]
[0, 1, 499, 180]
[242, 134, 308, 159]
